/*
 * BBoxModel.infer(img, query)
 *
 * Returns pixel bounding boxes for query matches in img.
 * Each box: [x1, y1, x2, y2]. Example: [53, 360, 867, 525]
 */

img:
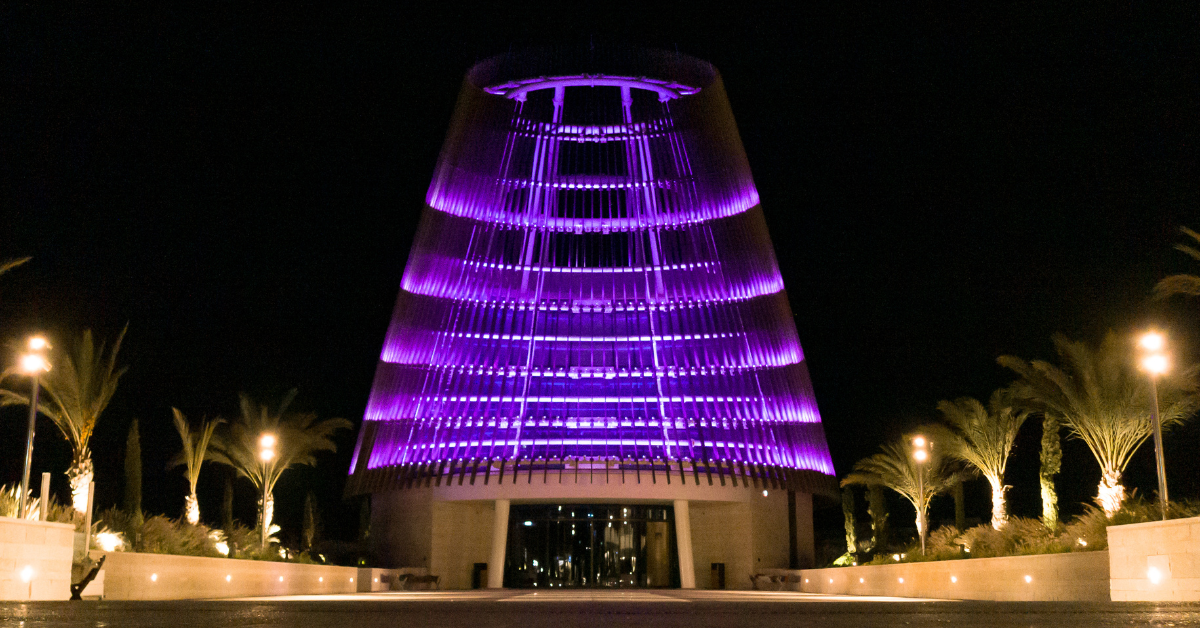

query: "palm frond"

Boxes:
[1154, 275, 1200, 300]
[842, 435, 961, 513]
[0, 326, 128, 464]
[1000, 332, 1200, 493]
[935, 391, 1029, 485]
[209, 390, 352, 493]
[0, 257, 31, 276]
[169, 408, 224, 490]
[1154, 226, 1200, 300]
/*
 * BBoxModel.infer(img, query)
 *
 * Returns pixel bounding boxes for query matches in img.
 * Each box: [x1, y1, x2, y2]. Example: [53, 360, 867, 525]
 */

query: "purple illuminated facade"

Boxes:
[349, 48, 834, 587]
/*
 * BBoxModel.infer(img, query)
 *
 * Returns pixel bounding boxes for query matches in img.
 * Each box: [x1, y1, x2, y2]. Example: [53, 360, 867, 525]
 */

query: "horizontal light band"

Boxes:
[464, 260, 716, 274]
[483, 74, 700, 101]
[442, 332, 739, 343]
[394, 288, 786, 312]
[375, 365, 798, 376]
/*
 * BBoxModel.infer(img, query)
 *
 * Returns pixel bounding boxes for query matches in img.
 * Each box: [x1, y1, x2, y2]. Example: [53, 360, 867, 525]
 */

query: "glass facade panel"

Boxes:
[504, 504, 678, 588]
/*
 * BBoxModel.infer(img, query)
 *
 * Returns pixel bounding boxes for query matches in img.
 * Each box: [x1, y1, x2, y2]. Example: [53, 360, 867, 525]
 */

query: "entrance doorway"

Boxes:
[504, 504, 679, 588]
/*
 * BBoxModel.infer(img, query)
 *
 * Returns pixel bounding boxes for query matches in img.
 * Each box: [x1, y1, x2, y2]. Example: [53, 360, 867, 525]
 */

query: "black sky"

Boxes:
[2, 3, 1198, 545]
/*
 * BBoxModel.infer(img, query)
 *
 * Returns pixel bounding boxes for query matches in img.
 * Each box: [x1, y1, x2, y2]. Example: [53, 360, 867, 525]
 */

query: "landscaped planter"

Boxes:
[1108, 515, 1200, 601]
[0, 516, 74, 601]
[88, 549, 397, 600]
[770, 550, 1110, 601]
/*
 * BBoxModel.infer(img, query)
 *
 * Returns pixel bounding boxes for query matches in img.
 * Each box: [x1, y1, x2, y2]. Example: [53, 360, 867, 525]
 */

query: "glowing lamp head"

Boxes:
[1139, 332, 1165, 352]
[27, 336, 49, 351]
[19, 353, 50, 374]
[1142, 354, 1169, 375]
[259, 433, 276, 449]
[259, 448, 275, 462]
[912, 436, 926, 448]
[19, 565, 34, 583]
[913, 449, 928, 462]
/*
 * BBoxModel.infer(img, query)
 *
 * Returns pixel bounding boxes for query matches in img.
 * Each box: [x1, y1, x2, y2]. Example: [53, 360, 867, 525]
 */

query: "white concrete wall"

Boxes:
[91, 550, 397, 600]
[371, 488, 433, 569]
[690, 501, 752, 589]
[793, 491, 815, 568]
[789, 551, 1110, 601]
[1109, 515, 1200, 601]
[0, 516, 74, 601]
[750, 491, 790, 574]
[431, 500, 495, 589]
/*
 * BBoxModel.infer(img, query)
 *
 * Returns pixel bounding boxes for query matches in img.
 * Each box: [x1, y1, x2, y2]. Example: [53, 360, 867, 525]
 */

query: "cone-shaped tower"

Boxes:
[349, 47, 834, 589]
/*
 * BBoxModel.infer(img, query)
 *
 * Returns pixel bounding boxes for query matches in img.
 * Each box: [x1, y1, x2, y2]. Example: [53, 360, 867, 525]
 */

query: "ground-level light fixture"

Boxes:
[1147, 567, 1163, 584]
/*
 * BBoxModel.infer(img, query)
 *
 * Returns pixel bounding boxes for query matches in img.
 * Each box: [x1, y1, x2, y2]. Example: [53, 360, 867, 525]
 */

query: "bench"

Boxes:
[394, 573, 440, 590]
[749, 573, 789, 591]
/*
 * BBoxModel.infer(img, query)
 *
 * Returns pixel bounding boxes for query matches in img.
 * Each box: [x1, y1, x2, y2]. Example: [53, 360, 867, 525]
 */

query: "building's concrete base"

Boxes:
[369, 476, 814, 590]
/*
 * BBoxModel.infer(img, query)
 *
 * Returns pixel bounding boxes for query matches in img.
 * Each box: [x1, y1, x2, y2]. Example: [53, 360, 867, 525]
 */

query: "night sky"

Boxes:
[3, 4, 1198, 548]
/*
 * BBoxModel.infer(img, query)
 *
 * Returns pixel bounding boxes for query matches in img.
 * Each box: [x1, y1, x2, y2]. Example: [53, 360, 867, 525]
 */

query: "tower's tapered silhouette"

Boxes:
[348, 47, 835, 589]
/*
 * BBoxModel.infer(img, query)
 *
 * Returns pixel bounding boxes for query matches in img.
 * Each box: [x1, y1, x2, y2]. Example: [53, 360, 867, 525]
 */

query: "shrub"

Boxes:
[956, 517, 1067, 557]
[0, 483, 78, 527]
[881, 496, 1200, 564]
[138, 515, 222, 557]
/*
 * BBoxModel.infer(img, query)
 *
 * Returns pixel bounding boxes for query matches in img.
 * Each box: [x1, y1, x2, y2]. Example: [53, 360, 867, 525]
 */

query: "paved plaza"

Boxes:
[1, 590, 1197, 627]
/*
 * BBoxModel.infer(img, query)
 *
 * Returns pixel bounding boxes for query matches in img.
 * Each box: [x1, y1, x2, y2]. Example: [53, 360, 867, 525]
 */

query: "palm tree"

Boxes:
[842, 434, 962, 554]
[169, 409, 223, 525]
[1154, 226, 1200, 300]
[1036, 412, 1063, 530]
[0, 326, 128, 513]
[999, 332, 1200, 516]
[934, 391, 1030, 530]
[208, 390, 352, 542]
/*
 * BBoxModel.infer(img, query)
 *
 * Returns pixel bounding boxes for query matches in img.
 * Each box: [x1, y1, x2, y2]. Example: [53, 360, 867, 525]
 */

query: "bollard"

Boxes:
[39, 472, 50, 521]
[83, 481, 95, 551]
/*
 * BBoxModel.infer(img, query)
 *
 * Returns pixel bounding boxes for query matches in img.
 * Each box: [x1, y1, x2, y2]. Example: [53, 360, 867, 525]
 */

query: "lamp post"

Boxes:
[18, 336, 51, 520]
[1138, 332, 1170, 520]
[258, 433, 276, 548]
[912, 435, 930, 555]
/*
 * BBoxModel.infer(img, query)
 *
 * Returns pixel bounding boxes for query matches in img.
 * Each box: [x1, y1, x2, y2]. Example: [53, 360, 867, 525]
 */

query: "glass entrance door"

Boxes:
[504, 504, 679, 588]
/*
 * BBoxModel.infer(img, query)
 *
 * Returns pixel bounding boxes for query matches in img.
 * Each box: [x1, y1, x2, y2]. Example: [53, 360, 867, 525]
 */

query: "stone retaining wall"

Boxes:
[91, 550, 397, 600]
[770, 550, 1110, 601]
[0, 516, 74, 601]
[1108, 516, 1200, 601]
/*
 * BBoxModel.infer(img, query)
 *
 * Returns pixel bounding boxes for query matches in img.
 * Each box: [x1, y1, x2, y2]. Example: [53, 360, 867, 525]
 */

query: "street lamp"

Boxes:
[1138, 331, 1170, 520]
[18, 336, 51, 520]
[259, 433, 276, 548]
[912, 435, 930, 555]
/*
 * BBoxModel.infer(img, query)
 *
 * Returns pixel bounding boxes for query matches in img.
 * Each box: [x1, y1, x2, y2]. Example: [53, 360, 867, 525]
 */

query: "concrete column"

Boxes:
[487, 499, 510, 588]
[673, 499, 696, 588]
